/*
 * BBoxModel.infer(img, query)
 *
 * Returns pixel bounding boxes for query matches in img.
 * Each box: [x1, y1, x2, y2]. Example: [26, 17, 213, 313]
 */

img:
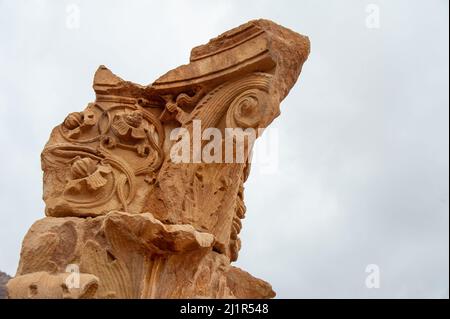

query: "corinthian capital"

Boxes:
[10, 19, 309, 299]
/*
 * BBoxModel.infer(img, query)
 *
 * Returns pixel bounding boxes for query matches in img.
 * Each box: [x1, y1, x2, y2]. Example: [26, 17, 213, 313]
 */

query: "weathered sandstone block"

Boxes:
[9, 19, 309, 299]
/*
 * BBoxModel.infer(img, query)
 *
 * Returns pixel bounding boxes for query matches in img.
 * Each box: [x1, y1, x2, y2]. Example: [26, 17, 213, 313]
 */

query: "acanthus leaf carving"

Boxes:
[11, 19, 310, 299]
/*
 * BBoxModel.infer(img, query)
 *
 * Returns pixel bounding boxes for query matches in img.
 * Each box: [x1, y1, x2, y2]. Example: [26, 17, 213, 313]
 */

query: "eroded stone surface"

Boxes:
[10, 19, 309, 299]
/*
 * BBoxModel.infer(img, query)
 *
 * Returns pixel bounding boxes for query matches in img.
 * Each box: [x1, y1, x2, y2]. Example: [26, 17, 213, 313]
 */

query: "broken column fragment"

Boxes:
[9, 19, 310, 299]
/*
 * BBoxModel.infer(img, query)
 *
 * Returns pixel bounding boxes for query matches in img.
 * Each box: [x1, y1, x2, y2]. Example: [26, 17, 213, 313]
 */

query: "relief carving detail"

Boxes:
[9, 19, 310, 299]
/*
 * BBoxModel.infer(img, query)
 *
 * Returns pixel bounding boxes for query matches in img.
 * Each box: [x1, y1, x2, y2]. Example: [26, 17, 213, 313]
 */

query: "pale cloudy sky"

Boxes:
[0, 0, 448, 298]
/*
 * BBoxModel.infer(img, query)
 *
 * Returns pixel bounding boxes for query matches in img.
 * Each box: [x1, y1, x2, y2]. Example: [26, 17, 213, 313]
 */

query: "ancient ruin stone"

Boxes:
[0, 271, 11, 299]
[9, 19, 310, 299]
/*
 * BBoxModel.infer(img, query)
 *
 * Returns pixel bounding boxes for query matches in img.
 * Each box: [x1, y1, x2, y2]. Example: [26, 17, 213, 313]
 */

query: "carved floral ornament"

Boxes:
[9, 19, 310, 299]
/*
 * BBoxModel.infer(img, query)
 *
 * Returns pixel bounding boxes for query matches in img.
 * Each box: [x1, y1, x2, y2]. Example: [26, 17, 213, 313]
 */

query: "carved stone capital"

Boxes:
[10, 19, 309, 299]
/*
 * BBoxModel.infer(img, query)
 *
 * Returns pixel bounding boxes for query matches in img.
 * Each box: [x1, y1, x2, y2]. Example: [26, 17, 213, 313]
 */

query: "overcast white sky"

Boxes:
[0, 0, 448, 298]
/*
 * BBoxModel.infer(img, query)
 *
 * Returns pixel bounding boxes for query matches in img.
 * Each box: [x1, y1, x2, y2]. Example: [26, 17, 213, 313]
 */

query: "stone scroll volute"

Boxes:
[9, 19, 310, 299]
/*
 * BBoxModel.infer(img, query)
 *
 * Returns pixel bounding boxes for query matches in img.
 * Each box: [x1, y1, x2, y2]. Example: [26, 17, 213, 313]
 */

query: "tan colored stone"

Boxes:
[10, 19, 309, 299]
[7, 272, 99, 299]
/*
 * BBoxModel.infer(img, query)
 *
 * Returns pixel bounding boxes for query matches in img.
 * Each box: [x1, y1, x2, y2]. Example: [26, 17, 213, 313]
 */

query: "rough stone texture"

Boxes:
[9, 19, 309, 299]
[0, 271, 11, 299]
